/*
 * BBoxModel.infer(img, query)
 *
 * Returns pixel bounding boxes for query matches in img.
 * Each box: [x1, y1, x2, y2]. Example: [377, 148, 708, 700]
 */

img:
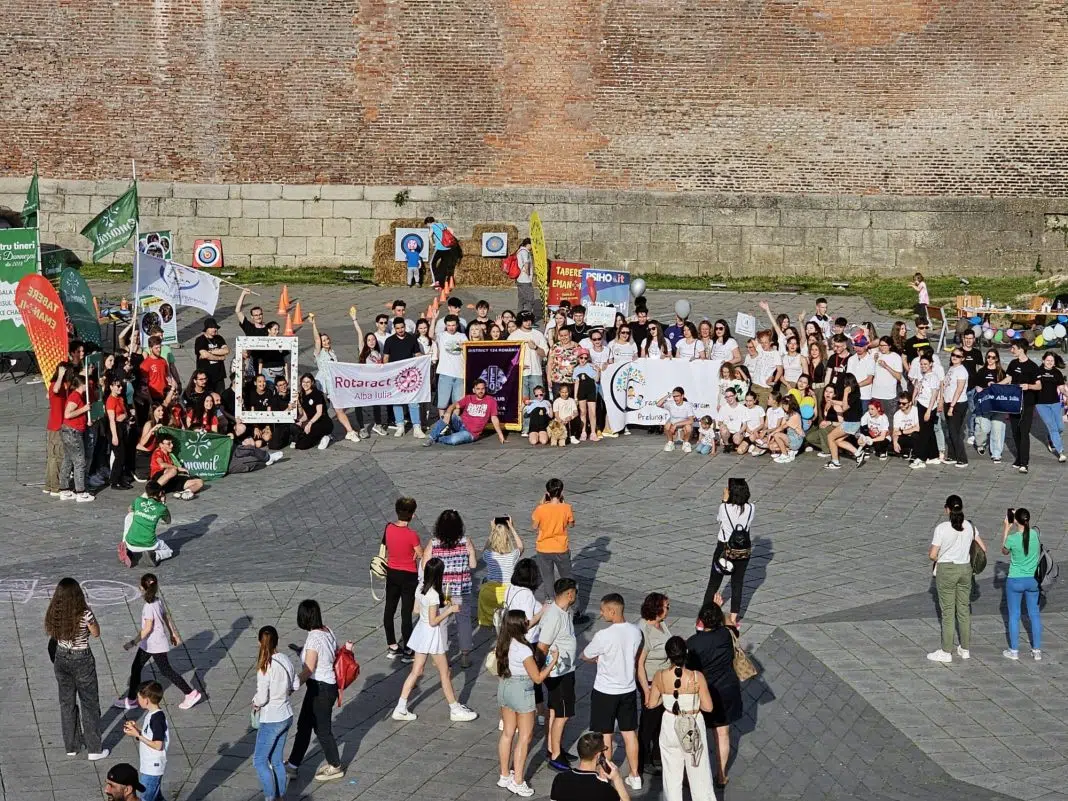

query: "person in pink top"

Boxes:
[424, 379, 506, 446]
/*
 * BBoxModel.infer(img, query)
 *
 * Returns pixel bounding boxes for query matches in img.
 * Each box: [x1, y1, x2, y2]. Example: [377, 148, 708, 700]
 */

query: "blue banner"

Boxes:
[581, 269, 631, 327]
[974, 384, 1023, 416]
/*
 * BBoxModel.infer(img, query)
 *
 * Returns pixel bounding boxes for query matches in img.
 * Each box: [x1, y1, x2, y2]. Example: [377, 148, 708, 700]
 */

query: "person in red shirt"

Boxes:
[424, 379, 506, 446]
[185, 394, 220, 433]
[149, 434, 205, 500]
[383, 497, 424, 663]
[44, 363, 70, 497]
[60, 375, 93, 501]
[139, 336, 170, 403]
[105, 376, 133, 490]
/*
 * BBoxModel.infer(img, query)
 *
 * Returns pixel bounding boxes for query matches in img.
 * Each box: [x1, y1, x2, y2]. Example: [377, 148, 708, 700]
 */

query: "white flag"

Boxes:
[134, 253, 221, 314]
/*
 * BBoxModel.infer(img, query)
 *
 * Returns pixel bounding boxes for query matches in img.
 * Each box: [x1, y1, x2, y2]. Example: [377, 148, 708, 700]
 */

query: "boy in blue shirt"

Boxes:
[404, 244, 424, 287]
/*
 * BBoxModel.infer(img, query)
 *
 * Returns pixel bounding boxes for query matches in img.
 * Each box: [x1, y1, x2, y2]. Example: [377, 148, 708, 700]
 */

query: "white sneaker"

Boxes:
[372, 424, 388, 436]
[344, 430, 360, 442]
[179, 690, 202, 710]
[956, 646, 970, 660]
[569, 436, 580, 445]
[966, 436, 976, 446]
[1003, 649, 1019, 661]
[682, 442, 692, 453]
[113, 697, 138, 709]
[393, 425, 405, 437]
[412, 427, 426, 439]
[624, 776, 643, 791]
[267, 451, 284, 465]
[87, 749, 110, 761]
[391, 707, 417, 721]
[76, 492, 95, 503]
[497, 774, 514, 788]
[449, 704, 478, 722]
[910, 459, 926, 469]
[59, 490, 75, 500]
[663, 442, 675, 452]
[508, 779, 535, 797]
[318, 435, 331, 450]
[926, 649, 952, 663]
[1033, 649, 1043, 661]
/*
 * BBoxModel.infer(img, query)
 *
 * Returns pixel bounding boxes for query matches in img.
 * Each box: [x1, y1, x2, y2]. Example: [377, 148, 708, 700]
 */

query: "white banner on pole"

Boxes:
[134, 254, 221, 315]
[600, 358, 722, 433]
[735, 312, 757, 339]
[325, 355, 432, 408]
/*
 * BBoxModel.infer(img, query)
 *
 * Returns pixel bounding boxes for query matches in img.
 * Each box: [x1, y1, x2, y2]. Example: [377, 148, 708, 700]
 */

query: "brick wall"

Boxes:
[3, 179, 1067, 277]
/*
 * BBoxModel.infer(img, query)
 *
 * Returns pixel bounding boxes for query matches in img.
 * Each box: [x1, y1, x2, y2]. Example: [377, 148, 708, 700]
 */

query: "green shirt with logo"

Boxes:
[125, 496, 170, 549]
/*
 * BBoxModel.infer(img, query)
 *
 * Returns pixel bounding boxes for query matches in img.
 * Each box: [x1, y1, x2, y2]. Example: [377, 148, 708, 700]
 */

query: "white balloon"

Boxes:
[983, 328, 994, 341]
[630, 278, 646, 298]
[1043, 325, 1056, 340]
[971, 324, 983, 337]
[1054, 323, 1066, 339]
[674, 299, 691, 319]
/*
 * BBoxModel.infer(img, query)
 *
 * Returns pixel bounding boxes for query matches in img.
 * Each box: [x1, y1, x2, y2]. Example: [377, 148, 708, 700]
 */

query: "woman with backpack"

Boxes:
[926, 496, 986, 663]
[284, 600, 345, 782]
[1002, 508, 1043, 661]
[646, 636, 714, 801]
[702, 478, 754, 628]
[252, 625, 295, 801]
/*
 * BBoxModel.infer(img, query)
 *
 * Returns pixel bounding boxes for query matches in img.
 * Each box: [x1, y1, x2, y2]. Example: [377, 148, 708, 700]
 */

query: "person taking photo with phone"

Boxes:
[549, 731, 632, 801]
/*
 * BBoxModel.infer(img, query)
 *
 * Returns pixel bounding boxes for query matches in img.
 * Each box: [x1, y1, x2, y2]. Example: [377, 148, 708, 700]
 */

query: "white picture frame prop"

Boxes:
[394, 228, 430, 261]
[233, 335, 299, 423]
[481, 232, 508, 257]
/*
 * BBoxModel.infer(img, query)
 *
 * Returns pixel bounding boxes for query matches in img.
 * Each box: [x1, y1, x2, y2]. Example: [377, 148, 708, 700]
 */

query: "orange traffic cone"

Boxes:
[292, 301, 304, 326]
[277, 285, 289, 315]
[284, 312, 294, 336]
[439, 288, 447, 303]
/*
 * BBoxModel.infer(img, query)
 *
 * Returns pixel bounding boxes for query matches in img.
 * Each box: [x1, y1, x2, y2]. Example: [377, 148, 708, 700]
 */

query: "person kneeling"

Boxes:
[120, 481, 173, 568]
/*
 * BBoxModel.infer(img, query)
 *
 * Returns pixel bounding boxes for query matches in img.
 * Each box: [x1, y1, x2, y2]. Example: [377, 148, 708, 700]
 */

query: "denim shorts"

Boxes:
[786, 429, 804, 450]
[841, 422, 861, 435]
[497, 676, 536, 713]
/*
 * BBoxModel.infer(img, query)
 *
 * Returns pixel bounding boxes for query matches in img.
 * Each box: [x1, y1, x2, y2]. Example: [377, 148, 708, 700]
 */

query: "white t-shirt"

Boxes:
[674, 339, 702, 361]
[753, 349, 783, 388]
[435, 316, 467, 336]
[893, 406, 919, 432]
[861, 412, 889, 435]
[140, 600, 171, 654]
[585, 344, 611, 370]
[138, 709, 170, 777]
[301, 628, 337, 684]
[506, 585, 543, 643]
[719, 402, 746, 434]
[435, 330, 467, 378]
[665, 399, 696, 422]
[717, 503, 754, 543]
[914, 370, 942, 407]
[698, 425, 716, 445]
[942, 365, 969, 404]
[871, 351, 904, 399]
[709, 338, 739, 362]
[538, 602, 577, 676]
[517, 247, 533, 283]
[809, 314, 832, 340]
[582, 621, 643, 694]
[743, 404, 765, 430]
[908, 356, 944, 385]
[509, 328, 547, 376]
[765, 406, 786, 431]
[643, 339, 668, 359]
[608, 340, 638, 364]
[507, 638, 536, 678]
[782, 352, 804, 383]
[931, 521, 976, 565]
[847, 353, 876, 400]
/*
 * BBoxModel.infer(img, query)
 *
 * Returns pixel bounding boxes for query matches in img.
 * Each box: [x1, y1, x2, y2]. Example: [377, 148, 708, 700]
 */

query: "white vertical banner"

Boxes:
[600, 358, 722, 433]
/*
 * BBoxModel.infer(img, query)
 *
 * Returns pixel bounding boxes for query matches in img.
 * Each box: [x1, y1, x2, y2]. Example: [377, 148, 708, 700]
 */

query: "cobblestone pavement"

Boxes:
[0, 284, 1064, 801]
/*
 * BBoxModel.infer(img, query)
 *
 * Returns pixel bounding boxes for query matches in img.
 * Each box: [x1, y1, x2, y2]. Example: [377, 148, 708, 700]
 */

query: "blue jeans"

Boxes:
[436, 374, 464, 410]
[974, 414, 1006, 458]
[253, 717, 292, 800]
[1005, 576, 1042, 651]
[428, 416, 475, 445]
[1035, 403, 1064, 454]
[392, 402, 421, 429]
[140, 774, 163, 801]
[695, 443, 712, 455]
[965, 388, 977, 438]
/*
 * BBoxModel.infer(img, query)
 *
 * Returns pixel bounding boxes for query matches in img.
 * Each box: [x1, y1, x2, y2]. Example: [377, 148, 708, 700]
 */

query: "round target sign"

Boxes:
[486, 235, 505, 253]
[401, 233, 425, 254]
[193, 239, 223, 269]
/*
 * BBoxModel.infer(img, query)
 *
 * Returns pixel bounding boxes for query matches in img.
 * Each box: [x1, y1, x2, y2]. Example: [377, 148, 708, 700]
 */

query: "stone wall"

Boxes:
[2, 179, 1067, 278]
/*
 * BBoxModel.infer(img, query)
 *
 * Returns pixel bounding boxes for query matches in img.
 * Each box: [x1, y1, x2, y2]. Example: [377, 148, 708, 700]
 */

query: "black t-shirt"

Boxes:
[239, 318, 274, 368]
[300, 389, 327, 418]
[809, 360, 827, 385]
[549, 769, 621, 801]
[239, 318, 267, 337]
[628, 321, 650, 348]
[1037, 366, 1065, 405]
[844, 387, 862, 423]
[1006, 357, 1041, 406]
[383, 334, 421, 363]
[827, 353, 849, 389]
[959, 347, 982, 388]
[183, 387, 209, 409]
[194, 334, 227, 384]
[975, 366, 1001, 390]
[270, 391, 292, 412]
[904, 336, 932, 365]
[244, 384, 274, 412]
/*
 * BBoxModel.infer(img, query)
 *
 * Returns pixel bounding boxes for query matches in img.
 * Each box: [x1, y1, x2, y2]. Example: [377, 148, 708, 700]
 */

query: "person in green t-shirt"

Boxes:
[120, 481, 172, 568]
[1001, 507, 1042, 661]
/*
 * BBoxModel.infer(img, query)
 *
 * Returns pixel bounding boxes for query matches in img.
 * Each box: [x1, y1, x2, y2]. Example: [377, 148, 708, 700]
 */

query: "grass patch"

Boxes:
[80, 263, 1065, 315]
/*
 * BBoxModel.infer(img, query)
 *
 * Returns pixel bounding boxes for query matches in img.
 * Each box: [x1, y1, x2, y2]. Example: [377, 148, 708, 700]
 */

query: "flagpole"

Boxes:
[131, 159, 140, 337]
[33, 162, 42, 278]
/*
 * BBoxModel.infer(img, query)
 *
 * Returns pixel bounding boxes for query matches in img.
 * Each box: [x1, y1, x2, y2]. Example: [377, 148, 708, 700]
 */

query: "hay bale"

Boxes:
[373, 220, 521, 286]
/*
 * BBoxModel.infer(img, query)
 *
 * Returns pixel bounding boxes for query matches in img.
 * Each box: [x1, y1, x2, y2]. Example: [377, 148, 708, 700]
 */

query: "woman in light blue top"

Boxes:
[1001, 508, 1042, 661]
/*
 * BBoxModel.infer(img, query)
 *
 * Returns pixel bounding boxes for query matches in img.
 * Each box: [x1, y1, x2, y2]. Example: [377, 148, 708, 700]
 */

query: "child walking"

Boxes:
[122, 681, 169, 801]
[392, 558, 478, 723]
[116, 574, 201, 711]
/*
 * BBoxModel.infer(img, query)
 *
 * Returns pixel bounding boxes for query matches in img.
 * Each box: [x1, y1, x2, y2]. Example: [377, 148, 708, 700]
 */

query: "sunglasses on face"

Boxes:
[592, 337, 602, 342]
[917, 326, 928, 330]
[619, 330, 630, 335]
[951, 354, 963, 359]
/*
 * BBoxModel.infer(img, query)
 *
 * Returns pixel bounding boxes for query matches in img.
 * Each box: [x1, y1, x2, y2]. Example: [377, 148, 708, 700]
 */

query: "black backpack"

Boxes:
[723, 506, 753, 561]
[1036, 543, 1058, 594]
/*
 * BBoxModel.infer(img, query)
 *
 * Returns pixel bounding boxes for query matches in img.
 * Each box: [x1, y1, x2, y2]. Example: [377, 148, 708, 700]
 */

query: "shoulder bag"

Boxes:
[370, 528, 388, 601]
[730, 628, 758, 682]
[968, 522, 987, 575]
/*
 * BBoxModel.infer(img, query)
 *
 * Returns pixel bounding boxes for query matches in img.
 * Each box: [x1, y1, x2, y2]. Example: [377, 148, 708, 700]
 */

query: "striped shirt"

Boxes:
[55, 609, 96, 650]
[431, 537, 473, 596]
[483, 548, 520, 584]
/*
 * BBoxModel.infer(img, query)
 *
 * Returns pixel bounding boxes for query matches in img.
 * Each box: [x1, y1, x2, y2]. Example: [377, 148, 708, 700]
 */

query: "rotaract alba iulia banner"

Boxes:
[15, 274, 69, 387]
[324, 355, 432, 408]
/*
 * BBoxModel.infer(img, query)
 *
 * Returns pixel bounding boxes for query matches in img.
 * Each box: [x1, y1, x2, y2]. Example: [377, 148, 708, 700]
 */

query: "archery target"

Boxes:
[482, 232, 508, 257]
[193, 238, 223, 269]
[394, 228, 430, 261]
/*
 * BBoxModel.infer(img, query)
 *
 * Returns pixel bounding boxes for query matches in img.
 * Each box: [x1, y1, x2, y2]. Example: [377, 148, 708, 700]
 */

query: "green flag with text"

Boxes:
[160, 426, 233, 480]
[80, 183, 138, 261]
[23, 165, 39, 229]
[0, 228, 38, 351]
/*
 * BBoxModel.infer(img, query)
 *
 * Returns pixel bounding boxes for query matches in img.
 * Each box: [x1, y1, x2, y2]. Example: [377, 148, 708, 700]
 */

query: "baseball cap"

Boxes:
[853, 334, 869, 348]
[203, 317, 219, 331]
[107, 763, 145, 793]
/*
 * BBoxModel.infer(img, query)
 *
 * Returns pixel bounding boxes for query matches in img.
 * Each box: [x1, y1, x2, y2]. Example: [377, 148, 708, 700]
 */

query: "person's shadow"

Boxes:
[162, 513, 218, 559]
[174, 614, 254, 699]
[736, 534, 774, 622]
[571, 535, 612, 621]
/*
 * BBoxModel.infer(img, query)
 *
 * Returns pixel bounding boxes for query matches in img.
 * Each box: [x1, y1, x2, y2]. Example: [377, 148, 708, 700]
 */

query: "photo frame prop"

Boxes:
[233, 335, 299, 423]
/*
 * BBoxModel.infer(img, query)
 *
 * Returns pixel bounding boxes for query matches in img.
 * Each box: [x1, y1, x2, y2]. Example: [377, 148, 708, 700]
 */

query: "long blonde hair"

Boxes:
[486, 522, 512, 554]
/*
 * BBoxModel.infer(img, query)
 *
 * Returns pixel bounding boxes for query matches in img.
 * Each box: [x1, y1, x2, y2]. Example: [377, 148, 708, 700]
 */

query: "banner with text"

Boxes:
[58, 268, 102, 346]
[0, 228, 38, 351]
[463, 342, 524, 430]
[974, 383, 1024, 416]
[581, 268, 630, 327]
[547, 261, 587, 310]
[600, 358, 722, 434]
[134, 254, 220, 314]
[160, 427, 233, 480]
[15, 274, 69, 387]
[325, 355, 432, 409]
[80, 183, 138, 261]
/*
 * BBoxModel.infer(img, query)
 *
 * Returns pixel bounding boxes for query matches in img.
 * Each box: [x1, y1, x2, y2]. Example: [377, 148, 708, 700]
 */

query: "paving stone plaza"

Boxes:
[1, 284, 1065, 801]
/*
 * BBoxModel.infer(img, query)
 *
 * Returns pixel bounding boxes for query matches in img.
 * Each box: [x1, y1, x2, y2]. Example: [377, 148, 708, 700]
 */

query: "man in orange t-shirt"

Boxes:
[532, 478, 588, 622]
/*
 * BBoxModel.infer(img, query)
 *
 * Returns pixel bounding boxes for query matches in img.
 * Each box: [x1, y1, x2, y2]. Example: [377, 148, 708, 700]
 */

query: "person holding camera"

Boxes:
[1001, 507, 1043, 661]
[549, 731, 632, 801]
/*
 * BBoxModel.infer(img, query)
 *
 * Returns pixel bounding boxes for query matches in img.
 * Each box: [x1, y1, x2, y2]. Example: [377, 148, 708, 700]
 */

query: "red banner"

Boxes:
[15, 274, 69, 387]
[547, 261, 588, 310]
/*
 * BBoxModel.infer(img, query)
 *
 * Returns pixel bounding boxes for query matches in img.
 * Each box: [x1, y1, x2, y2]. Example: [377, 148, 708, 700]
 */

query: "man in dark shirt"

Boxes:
[958, 329, 982, 443]
[570, 305, 595, 343]
[627, 306, 650, 351]
[382, 317, 426, 438]
[1004, 340, 1041, 473]
[194, 318, 230, 394]
[258, 320, 287, 385]
[236, 287, 268, 382]
[903, 317, 933, 373]
[550, 731, 630, 801]
[826, 335, 851, 391]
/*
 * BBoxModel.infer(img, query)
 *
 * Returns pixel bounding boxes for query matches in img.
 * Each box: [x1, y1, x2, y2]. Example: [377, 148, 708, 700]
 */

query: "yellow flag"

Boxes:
[529, 211, 548, 315]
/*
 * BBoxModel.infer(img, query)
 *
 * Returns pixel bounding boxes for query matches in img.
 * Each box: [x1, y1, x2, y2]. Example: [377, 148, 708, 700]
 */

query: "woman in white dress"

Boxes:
[646, 636, 714, 801]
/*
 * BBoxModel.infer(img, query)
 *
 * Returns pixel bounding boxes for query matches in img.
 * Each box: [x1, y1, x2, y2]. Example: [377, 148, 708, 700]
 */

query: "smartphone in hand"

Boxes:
[1007, 508, 1015, 523]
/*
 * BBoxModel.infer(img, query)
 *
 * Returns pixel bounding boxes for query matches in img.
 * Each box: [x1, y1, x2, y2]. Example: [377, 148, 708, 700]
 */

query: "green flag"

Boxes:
[80, 183, 138, 261]
[58, 268, 101, 346]
[160, 426, 233, 481]
[23, 164, 39, 229]
[0, 227, 38, 351]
